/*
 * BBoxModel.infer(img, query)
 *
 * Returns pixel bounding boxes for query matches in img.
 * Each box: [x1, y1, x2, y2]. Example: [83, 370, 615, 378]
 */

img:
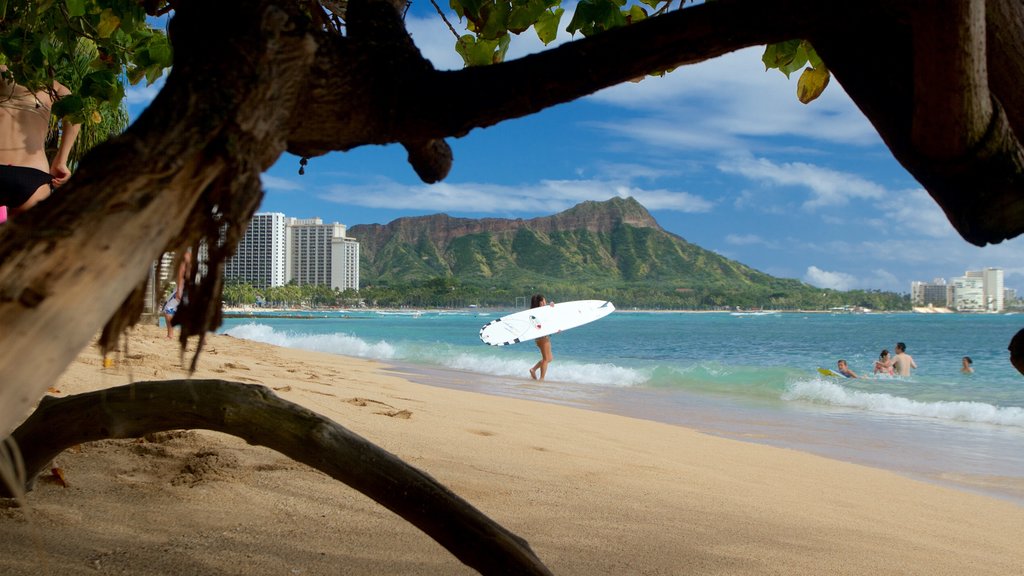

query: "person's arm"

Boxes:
[49, 82, 81, 186]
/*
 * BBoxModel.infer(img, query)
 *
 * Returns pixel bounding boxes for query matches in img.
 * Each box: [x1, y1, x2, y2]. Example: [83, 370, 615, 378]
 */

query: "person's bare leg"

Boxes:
[536, 338, 553, 381]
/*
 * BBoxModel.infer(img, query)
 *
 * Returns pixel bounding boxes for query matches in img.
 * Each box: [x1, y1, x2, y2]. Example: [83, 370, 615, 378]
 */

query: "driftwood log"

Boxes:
[2, 379, 553, 576]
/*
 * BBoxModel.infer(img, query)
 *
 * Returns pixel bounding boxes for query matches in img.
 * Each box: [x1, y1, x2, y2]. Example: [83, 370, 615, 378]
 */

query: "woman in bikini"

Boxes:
[528, 294, 554, 381]
[0, 67, 81, 218]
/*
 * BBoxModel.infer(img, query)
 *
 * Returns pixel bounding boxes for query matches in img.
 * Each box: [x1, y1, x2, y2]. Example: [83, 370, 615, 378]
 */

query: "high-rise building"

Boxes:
[286, 218, 359, 290]
[225, 215, 360, 292]
[224, 212, 288, 288]
[962, 268, 1004, 312]
[332, 234, 360, 291]
[911, 278, 952, 308]
[913, 268, 1006, 312]
[952, 275, 985, 311]
[981, 268, 1004, 312]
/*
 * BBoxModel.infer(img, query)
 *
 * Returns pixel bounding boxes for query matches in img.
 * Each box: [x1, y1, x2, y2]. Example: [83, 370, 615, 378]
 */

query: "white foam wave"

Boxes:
[438, 353, 647, 387]
[224, 323, 396, 359]
[783, 380, 1024, 428]
[224, 324, 647, 387]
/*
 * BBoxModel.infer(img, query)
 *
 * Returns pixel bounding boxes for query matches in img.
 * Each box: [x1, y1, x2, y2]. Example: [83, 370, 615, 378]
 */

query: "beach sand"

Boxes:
[1, 325, 1022, 575]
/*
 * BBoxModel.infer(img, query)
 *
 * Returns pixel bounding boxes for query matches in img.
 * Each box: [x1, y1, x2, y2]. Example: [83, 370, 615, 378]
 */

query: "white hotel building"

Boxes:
[225, 213, 359, 291]
[912, 268, 1004, 312]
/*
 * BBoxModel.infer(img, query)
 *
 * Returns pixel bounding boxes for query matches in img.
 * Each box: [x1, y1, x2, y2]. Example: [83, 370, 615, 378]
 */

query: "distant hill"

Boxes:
[348, 197, 807, 294]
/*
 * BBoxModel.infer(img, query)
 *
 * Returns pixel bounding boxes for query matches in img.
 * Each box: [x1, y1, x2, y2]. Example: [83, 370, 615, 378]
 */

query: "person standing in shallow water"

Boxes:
[529, 294, 553, 381]
[0, 67, 81, 218]
[893, 342, 917, 376]
[961, 356, 974, 374]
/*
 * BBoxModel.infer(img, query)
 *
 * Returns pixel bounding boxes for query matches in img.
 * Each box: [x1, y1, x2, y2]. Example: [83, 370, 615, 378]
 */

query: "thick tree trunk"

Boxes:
[4, 379, 553, 575]
[0, 1, 317, 434]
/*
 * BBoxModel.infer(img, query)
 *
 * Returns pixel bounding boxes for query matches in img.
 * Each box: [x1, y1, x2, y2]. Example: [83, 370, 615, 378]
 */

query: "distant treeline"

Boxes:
[221, 277, 911, 311]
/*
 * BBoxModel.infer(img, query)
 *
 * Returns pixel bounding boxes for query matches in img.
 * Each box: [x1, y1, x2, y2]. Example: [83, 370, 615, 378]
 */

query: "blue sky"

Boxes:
[127, 4, 1024, 294]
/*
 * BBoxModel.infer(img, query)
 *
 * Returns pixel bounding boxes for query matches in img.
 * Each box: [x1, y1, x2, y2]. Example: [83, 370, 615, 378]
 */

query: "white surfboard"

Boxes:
[479, 300, 615, 346]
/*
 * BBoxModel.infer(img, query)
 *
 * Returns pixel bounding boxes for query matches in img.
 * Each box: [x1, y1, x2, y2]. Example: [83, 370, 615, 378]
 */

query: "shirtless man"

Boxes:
[0, 67, 81, 217]
[892, 342, 917, 376]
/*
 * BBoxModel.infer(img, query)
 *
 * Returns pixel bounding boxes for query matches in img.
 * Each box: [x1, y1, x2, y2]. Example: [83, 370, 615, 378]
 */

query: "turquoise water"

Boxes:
[221, 310, 1024, 503]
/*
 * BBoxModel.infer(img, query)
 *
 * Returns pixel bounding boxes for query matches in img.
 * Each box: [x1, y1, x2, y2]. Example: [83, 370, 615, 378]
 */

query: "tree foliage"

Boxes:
[0, 0, 172, 124]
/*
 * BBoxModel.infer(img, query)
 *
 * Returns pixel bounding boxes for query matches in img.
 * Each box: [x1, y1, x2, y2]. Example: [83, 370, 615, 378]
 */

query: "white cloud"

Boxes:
[261, 174, 304, 191]
[587, 47, 882, 151]
[319, 176, 712, 214]
[718, 155, 887, 210]
[725, 233, 777, 248]
[804, 266, 857, 290]
[882, 188, 957, 238]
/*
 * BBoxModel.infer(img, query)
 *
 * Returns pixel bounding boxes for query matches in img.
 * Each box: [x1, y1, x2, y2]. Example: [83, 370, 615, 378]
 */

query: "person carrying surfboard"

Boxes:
[529, 294, 554, 381]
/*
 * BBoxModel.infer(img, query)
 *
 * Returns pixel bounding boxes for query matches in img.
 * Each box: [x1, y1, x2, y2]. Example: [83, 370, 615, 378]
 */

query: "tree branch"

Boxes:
[812, 1, 1024, 246]
[3, 380, 552, 575]
[285, 0, 819, 154]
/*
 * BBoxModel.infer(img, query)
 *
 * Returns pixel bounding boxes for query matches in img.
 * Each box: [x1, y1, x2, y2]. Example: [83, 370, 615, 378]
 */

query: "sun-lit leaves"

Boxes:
[456, 33, 511, 66]
[96, 9, 122, 38]
[0, 0, 170, 122]
[763, 39, 831, 103]
[533, 7, 563, 44]
[797, 65, 830, 104]
[566, 0, 627, 37]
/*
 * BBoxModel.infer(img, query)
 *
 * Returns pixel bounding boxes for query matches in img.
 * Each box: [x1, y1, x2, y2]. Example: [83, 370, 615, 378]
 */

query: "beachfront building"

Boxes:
[331, 234, 360, 291]
[913, 268, 1006, 312]
[224, 214, 360, 292]
[225, 212, 288, 289]
[980, 268, 1005, 312]
[911, 278, 953, 308]
[952, 275, 986, 312]
[287, 217, 360, 291]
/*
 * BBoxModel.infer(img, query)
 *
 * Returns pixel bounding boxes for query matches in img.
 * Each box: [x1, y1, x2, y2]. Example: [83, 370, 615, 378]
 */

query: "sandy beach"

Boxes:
[1, 324, 1022, 575]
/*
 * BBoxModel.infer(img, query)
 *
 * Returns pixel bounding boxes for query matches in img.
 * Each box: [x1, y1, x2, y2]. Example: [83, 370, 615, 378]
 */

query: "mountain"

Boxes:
[348, 197, 806, 292]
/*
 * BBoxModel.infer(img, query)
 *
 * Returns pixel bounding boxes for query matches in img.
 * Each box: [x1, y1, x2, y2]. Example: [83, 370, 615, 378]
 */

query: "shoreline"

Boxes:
[3, 325, 1022, 575]
[386, 358, 1024, 506]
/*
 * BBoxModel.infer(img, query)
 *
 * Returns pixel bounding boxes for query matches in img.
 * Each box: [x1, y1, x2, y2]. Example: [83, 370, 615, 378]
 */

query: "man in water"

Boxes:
[0, 67, 81, 218]
[893, 342, 917, 376]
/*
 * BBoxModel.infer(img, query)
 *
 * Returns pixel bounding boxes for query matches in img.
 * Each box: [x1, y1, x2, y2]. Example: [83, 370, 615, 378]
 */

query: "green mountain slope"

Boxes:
[348, 197, 805, 293]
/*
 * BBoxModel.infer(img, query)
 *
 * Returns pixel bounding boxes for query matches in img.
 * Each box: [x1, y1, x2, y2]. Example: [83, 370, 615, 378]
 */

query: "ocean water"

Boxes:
[220, 310, 1024, 504]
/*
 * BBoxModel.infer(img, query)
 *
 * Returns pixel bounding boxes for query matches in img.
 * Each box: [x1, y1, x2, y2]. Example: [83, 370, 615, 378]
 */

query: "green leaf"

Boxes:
[762, 39, 801, 74]
[508, 0, 550, 34]
[778, 42, 808, 78]
[797, 66, 830, 104]
[96, 8, 121, 38]
[454, 0, 488, 26]
[65, 0, 88, 18]
[456, 34, 500, 67]
[478, 0, 511, 40]
[534, 8, 563, 44]
[81, 68, 121, 101]
[805, 42, 824, 69]
[51, 93, 84, 119]
[493, 33, 511, 63]
[566, 0, 627, 37]
[627, 5, 647, 23]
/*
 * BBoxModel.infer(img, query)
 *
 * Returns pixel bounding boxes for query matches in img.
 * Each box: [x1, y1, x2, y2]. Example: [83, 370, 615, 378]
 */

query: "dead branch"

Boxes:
[3, 379, 553, 576]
